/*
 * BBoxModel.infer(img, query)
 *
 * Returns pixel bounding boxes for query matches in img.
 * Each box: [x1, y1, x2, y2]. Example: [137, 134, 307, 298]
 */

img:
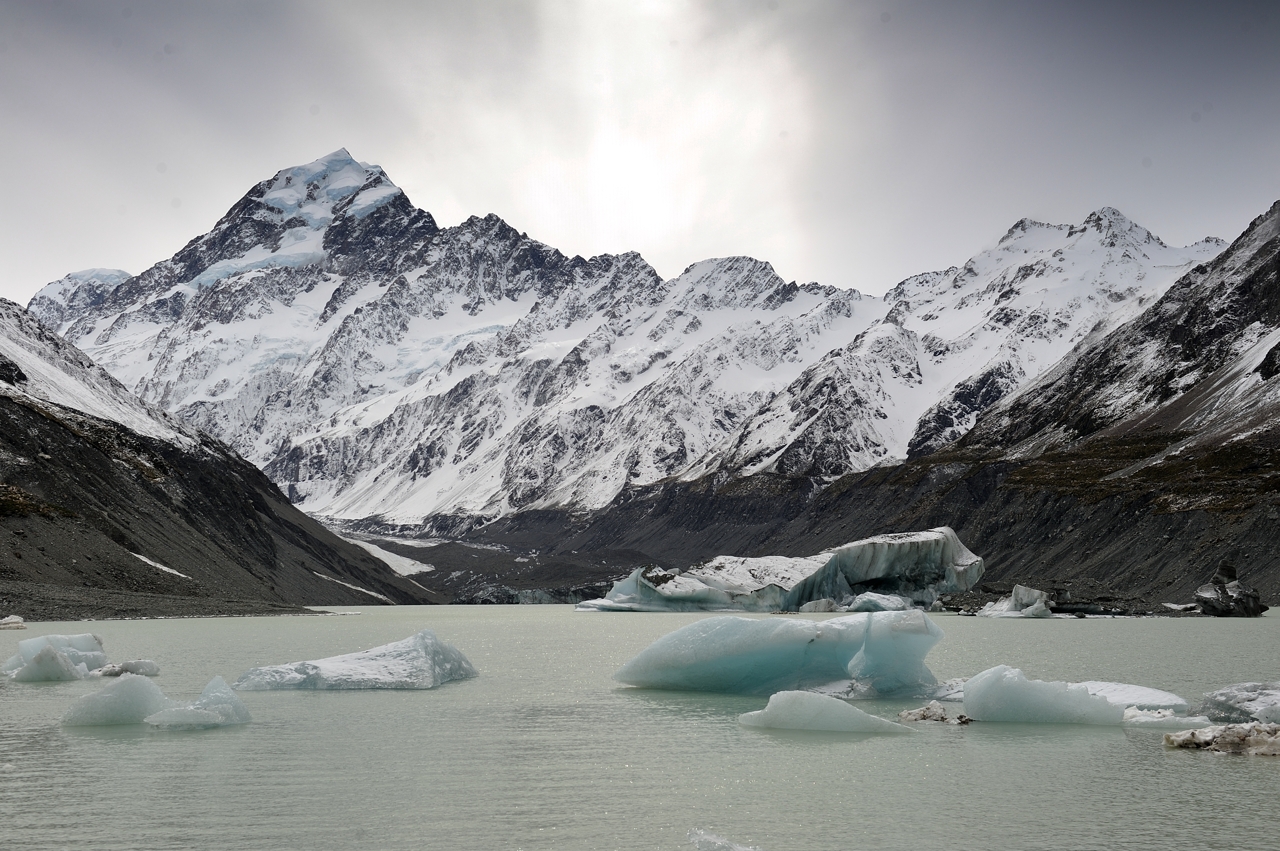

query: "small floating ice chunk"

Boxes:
[739, 690, 911, 733]
[93, 660, 161, 678]
[614, 610, 942, 697]
[962, 665, 1125, 724]
[1164, 722, 1280, 755]
[0, 615, 24, 630]
[3, 633, 107, 677]
[61, 674, 174, 726]
[232, 629, 477, 690]
[899, 700, 970, 724]
[146, 677, 250, 729]
[1200, 682, 1280, 723]
[1123, 708, 1212, 728]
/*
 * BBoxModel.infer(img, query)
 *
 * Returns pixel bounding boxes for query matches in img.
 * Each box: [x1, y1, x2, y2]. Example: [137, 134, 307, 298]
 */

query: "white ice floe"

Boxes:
[3, 633, 108, 681]
[232, 629, 477, 690]
[1200, 682, 1280, 723]
[0, 615, 24, 630]
[1080, 681, 1189, 713]
[977, 585, 1054, 618]
[963, 666, 1125, 724]
[614, 610, 942, 697]
[739, 690, 912, 733]
[579, 527, 983, 612]
[1164, 723, 1280, 755]
[61, 674, 174, 726]
[145, 677, 251, 729]
[93, 660, 161, 678]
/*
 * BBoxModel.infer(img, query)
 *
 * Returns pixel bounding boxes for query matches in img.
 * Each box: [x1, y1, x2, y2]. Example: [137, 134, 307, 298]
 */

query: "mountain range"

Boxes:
[29, 149, 1224, 536]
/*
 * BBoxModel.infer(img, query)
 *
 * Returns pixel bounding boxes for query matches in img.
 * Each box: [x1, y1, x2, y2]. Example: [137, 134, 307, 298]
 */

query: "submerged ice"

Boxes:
[738, 690, 912, 734]
[614, 610, 943, 697]
[233, 629, 477, 690]
[62, 674, 251, 728]
[579, 527, 984, 613]
[145, 677, 251, 729]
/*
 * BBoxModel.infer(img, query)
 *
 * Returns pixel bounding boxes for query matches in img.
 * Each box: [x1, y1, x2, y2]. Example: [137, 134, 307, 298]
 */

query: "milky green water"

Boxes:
[1, 608, 1276, 851]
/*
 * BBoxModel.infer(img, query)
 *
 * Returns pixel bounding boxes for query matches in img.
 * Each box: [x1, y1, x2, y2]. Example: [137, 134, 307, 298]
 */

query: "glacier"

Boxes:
[578, 527, 983, 612]
[233, 629, 477, 690]
[738, 690, 912, 734]
[613, 610, 943, 697]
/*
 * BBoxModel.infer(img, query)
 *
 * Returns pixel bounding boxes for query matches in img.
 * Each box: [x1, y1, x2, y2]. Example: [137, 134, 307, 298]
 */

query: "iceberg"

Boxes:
[963, 666, 1125, 724]
[1164, 723, 1280, 755]
[578, 527, 983, 612]
[62, 673, 174, 726]
[233, 629, 477, 690]
[614, 610, 943, 697]
[145, 677, 251, 729]
[1200, 682, 1280, 723]
[3, 633, 108, 681]
[977, 585, 1054, 618]
[739, 690, 912, 733]
[0, 615, 24, 630]
[783, 527, 984, 609]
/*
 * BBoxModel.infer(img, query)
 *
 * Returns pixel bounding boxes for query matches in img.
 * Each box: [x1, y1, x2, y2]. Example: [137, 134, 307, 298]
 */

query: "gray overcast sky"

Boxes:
[2, 0, 1278, 305]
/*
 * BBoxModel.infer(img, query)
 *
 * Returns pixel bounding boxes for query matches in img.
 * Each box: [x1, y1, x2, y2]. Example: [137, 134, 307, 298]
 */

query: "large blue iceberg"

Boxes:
[579, 527, 984, 612]
[614, 610, 944, 697]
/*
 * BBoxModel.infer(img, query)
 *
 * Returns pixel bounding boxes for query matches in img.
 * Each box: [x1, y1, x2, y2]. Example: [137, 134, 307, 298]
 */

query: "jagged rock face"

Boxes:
[31, 150, 1225, 528]
[965, 200, 1280, 456]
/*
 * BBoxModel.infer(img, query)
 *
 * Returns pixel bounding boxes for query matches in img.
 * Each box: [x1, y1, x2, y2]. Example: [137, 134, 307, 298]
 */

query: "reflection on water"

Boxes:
[0, 608, 1276, 851]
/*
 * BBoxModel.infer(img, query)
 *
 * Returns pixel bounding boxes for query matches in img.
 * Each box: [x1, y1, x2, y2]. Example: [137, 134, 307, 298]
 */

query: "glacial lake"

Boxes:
[1, 607, 1277, 851]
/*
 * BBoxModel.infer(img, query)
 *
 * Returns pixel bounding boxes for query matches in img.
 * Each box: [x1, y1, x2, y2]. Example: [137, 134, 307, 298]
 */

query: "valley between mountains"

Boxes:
[7, 149, 1280, 612]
